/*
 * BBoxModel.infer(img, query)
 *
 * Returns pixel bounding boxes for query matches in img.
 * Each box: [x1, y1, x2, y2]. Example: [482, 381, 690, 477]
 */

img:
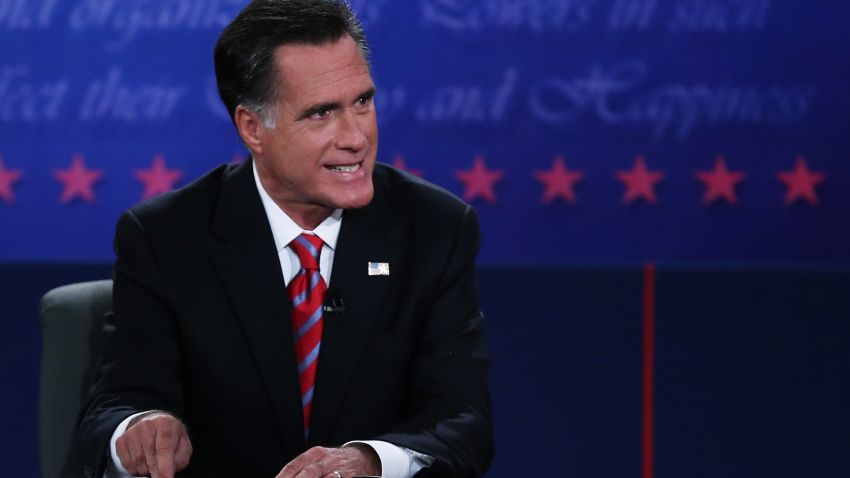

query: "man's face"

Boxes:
[253, 35, 378, 226]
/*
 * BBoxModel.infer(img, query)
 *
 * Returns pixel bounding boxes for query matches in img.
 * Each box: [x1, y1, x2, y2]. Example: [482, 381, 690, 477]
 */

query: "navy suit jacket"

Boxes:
[77, 160, 493, 477]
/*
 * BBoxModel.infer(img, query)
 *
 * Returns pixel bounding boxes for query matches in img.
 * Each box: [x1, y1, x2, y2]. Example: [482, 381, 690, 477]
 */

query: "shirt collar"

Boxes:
[252, 159, 342, 252]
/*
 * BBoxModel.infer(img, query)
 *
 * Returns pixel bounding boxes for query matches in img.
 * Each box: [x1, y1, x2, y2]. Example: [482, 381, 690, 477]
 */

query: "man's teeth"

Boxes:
[328, 164, 360, 173]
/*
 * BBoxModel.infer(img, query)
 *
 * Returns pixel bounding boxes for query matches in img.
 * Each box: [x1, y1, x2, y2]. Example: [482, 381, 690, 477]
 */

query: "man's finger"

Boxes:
[154, 426, 178, 478]
[174, 433, 192, 470]
[116, 437, 140, 476]
[276, 460, 300, 478]
[293, 461, 326, 478]
[130, 439, 149, 477]
[141, 423, 163, 478]
[129, 427, 154, 477]
[277, 453, 313, 478]
[279, 447, 337, 478]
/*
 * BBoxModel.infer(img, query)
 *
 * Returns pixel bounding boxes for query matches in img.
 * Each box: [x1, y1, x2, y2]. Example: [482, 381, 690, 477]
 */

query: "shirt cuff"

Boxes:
[344, 440, 433, 478]
[107, 411, 150, 478]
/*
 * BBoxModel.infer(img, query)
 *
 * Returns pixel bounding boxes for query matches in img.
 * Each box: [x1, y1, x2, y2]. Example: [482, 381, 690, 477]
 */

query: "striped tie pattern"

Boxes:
[287, 233, 327, 436]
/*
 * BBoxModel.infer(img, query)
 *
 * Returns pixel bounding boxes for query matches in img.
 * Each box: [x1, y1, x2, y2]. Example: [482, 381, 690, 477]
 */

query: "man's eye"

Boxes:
[356, 96, 372, 107]
[311, 108, 332, 119]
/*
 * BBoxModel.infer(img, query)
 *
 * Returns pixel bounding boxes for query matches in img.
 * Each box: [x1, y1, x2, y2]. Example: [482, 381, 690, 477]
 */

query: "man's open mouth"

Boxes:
[326, 162, 361, 173]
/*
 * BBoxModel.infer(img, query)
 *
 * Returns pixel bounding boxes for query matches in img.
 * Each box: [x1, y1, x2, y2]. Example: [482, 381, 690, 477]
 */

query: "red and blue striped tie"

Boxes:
[287, 233, 327, 436]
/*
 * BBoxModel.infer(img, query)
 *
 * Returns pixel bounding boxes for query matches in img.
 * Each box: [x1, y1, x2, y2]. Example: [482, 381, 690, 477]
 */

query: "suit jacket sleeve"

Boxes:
[376, 204, 494, 477]
[76, 209, 185, 478]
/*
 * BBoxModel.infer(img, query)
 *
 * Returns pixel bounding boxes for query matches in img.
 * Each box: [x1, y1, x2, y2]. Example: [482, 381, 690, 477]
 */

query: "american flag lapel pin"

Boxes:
[368, 262, 390, 276]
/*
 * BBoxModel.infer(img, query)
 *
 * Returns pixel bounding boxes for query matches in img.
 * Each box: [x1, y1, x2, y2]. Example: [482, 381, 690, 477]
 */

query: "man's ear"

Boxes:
[234, 105, 264, 156]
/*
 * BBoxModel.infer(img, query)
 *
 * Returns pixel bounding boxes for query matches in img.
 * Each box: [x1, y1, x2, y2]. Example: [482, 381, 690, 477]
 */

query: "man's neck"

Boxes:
[276, 202, 333, 231]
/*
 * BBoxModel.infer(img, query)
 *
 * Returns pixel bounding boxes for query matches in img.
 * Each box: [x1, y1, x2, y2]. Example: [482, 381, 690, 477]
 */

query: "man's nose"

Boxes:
[334, 110, 369, 152]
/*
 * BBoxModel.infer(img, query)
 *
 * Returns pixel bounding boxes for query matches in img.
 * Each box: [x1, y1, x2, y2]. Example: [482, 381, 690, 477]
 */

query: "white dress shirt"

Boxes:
[104, 162, 431, 477]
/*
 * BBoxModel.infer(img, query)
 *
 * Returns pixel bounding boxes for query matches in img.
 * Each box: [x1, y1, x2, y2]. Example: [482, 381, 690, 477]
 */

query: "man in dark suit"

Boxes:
[76, 1, 493, 477]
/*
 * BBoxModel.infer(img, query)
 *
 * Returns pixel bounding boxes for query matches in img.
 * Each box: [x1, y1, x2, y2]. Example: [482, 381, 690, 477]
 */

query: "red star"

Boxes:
[391, 154, 423, 177]
[455, 155, 504, 204]
[777, 156, 826, 205]
[534, 156, 584, 204]
[135, 154, 183, 200]
[695, 156, 745, 205]
[616, 155, 664, 205]
[0, 157, 22, 204]
[53, 154, 103, 204]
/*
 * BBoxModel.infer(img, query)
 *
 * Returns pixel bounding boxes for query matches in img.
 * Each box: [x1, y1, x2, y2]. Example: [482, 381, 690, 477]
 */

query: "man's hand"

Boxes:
[275, 444, 381, 478]
[115, 411, 192, 478]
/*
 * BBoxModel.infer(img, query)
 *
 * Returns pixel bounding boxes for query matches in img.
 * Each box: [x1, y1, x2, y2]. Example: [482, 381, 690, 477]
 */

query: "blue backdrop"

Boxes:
[1, 0, 848, 265]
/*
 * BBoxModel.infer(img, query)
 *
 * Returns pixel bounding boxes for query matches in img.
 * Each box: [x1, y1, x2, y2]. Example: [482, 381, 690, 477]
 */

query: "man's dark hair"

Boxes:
[214, 0, 370, 124]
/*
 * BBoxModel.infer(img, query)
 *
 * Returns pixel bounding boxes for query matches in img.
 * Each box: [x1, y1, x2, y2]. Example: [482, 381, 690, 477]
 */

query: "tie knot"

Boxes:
[290, 233, 323, 271]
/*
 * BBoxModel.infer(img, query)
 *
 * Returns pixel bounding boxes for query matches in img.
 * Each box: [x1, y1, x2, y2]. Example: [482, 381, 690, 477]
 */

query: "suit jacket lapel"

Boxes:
[209, 160, 306, 456]
[308, 181, 405, 445]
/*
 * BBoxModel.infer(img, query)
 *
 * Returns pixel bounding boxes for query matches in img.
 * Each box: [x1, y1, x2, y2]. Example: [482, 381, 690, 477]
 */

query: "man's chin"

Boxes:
[334, 188, 374, 210]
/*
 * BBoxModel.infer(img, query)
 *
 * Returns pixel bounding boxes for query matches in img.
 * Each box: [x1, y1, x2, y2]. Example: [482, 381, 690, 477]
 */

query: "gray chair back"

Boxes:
[39, 280, 112, 478]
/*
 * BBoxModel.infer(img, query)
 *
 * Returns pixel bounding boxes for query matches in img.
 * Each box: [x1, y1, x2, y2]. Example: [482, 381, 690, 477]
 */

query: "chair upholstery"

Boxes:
[39, 280, 112, 478]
